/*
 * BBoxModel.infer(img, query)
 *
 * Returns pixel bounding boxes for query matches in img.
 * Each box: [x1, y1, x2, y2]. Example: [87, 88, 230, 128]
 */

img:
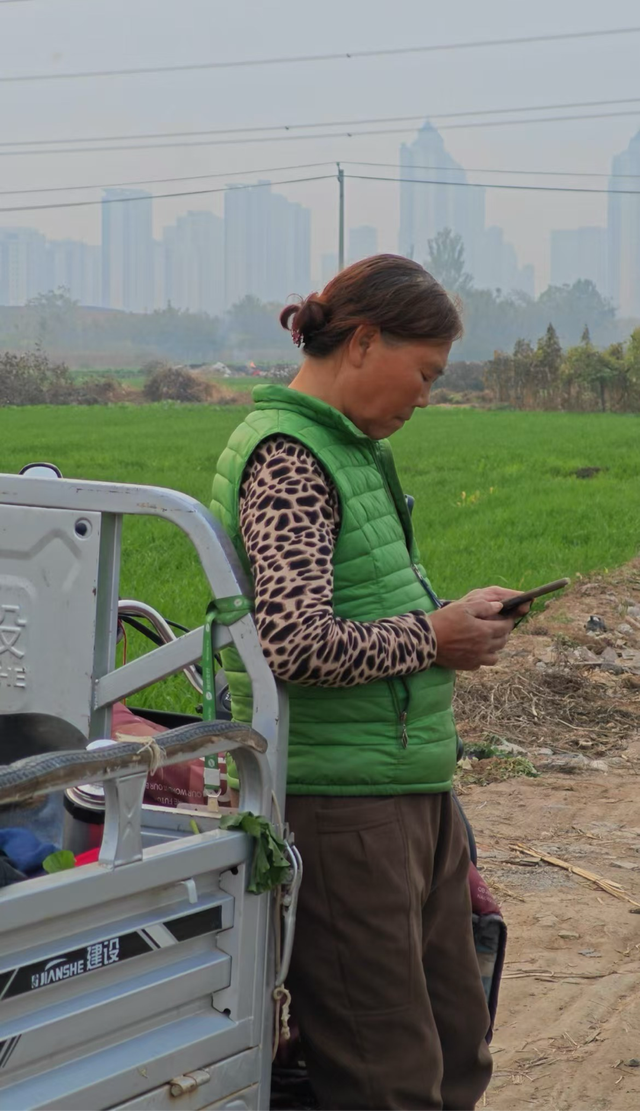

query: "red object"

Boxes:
[111, 703, 206, 809]
[75, 848, 100, 866]
[468, 861, 501, 916]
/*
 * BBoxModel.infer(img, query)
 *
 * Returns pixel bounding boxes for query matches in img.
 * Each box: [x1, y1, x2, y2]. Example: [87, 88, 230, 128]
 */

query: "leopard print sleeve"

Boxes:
[238, 435, 437, 687]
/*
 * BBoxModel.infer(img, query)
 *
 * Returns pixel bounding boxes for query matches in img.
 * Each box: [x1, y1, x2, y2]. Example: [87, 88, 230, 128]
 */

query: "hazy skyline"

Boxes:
[1, 0, 639, 293]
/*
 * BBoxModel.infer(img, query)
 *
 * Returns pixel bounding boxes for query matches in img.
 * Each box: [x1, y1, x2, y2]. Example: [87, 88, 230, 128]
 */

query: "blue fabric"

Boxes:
[0, 793, 65, 844]
[0, 827, 58, 874]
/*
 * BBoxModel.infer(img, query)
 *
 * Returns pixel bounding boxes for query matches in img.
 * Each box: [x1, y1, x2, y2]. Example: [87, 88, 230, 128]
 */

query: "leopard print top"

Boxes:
[238, 435, 437, 687]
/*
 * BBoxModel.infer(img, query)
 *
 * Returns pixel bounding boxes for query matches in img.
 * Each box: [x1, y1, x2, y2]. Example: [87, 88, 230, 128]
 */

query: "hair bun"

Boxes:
[280, 295, 330, 348]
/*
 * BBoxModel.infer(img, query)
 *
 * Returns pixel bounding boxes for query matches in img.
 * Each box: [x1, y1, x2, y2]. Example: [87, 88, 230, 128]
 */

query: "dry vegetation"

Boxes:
[0, 350, 244, 406]
[455, 562, 640, 784]
[454, 560, 640, 1110]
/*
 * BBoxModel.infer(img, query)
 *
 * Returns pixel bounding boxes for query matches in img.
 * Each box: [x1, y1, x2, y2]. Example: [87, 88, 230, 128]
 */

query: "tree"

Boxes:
[625, 328, 640, 386]
[562, 327, 621, 412]
[27, 288, 78, 314]
[512, 338, 535, 408]
[529, 325, 563, 408]
[537, 280, 615, 346]
[425, 228, 473, 294]
[223, 295, 294, 357]
[27, 287, 79, 347]
[136, 305, 221, 362]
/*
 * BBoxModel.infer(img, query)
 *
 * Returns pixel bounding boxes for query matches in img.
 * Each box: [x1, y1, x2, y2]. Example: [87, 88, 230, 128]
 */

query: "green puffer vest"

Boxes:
[210, 385, 457, 795]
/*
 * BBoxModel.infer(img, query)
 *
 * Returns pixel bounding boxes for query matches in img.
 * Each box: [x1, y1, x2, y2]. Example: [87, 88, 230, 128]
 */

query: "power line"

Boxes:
[3, 155, 640, 203]
[347, 160, 637, 181]
[0, 173, 335, 214]
[345, 172, 640, 196]
[1, 166, 639, 216]
[3, 94, 640, 148]
[2, 107, 640, 160]
[2, 154, 639, 203]
[3, 155, 639, 202]
[0, 26, 638, 83]
[0, 161, 335, 197]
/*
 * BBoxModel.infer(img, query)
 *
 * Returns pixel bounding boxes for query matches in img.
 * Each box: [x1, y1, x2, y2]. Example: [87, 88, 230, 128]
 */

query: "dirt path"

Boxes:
[455, 561, 640, 1109]
[470, 770, 640, 1110]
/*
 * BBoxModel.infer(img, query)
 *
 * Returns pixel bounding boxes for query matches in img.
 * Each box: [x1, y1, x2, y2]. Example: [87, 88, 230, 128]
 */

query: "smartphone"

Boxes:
[499, 578, 570, 616]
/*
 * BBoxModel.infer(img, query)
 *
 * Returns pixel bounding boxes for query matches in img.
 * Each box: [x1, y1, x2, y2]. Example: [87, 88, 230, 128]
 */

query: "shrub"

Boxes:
[0, 348, 73, 406]
[142, 366, 213, 403]
[142, 365, 242, 404]
[74, 377, 133, 405]
[140, 358, 171, 379]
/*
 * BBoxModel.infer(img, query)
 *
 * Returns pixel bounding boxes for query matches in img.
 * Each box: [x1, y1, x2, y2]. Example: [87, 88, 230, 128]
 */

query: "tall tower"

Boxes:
[101, 189, 153, 312]
[399, 122, 485, 278]
[163, 211, 224, 315]
[608, 130, 640, 317]
[0, 228, 49, 305]
[224, 182, 310, 309]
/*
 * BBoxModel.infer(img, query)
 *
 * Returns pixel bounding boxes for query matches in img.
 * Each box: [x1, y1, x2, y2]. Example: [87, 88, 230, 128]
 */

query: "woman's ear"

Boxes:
[348, 325, 380, 367]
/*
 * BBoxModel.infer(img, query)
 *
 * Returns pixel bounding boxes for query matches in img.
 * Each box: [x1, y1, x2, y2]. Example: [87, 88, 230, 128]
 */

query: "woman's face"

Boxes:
[335, 329, 452, 440]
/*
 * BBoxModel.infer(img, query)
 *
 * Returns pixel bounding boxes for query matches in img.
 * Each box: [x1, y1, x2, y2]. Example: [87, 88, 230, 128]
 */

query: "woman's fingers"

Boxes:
[464, 599, 504, 620]
[430, 601, 517, 670]
[487, 622, 512, 645]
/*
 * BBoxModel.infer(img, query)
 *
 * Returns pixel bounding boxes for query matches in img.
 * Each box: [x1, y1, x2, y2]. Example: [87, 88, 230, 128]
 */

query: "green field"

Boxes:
[2, 403, 639, 710]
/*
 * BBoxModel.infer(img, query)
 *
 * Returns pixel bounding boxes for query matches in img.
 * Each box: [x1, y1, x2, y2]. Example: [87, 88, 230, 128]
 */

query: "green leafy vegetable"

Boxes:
[42, 850, 77, 874]
[219, 811, 290, 894]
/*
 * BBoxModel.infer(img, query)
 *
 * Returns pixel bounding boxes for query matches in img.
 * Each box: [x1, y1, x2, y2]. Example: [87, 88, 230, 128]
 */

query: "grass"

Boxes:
[69, 371, 267, 392]
[1, 403, 639, 710]
[70, 367, 141, 382]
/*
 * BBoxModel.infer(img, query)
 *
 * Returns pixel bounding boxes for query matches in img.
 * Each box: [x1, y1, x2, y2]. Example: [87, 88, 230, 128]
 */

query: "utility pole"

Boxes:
[337, 163, 345, 271]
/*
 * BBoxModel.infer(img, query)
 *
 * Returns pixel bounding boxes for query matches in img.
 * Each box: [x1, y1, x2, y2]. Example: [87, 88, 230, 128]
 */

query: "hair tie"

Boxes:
[291, 327, 303, 348]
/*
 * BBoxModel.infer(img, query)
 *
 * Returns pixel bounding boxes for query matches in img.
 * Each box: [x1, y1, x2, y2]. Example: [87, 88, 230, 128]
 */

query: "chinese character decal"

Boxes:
[0, 604, 27, 690]
[0, 604, 26, 658]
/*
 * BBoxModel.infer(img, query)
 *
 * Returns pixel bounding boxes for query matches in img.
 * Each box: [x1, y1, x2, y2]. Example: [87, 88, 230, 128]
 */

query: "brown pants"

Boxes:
[285, 793, 493, 1111]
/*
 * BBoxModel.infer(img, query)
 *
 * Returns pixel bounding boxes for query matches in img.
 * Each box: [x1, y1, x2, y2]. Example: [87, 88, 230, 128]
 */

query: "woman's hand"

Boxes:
[457, 585, 532, 619]
[429, 592, 522, 670]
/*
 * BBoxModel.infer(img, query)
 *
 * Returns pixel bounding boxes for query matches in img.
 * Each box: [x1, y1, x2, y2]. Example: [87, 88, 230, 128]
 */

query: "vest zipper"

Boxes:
[373, 444, 441, 608]
[388, 677, 410, 748]
[372, 445, 416, 749]
[411, 562, 442, 610]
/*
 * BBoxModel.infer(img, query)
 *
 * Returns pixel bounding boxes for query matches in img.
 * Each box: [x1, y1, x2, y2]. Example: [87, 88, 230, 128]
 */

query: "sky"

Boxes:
[0, 0, 639, 292]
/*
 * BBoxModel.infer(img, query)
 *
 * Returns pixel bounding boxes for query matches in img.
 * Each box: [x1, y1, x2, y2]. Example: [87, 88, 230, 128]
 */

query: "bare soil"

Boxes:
[456, 561, 640, 1110]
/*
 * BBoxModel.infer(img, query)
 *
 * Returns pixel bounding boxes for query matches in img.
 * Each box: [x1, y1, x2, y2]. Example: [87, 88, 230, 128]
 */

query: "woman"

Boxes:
[211, 255, 525, 1111]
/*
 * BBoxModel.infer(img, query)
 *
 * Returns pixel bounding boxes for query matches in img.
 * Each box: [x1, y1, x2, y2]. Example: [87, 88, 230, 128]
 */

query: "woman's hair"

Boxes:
[280, 254, 462, 357]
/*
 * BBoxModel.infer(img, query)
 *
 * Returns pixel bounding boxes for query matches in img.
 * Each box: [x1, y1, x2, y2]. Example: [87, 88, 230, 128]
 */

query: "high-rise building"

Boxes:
[477, 226, 535, 296]
[153, 239, 166, 310]
[0, 227, 49, 305]
[48, 239, 101, 305]
[399, 122, 486, 278]
[399, 122, 534, 295]
[348, 225, 378, 263]
[549, 227, 607, 292]
[101, 189, 153, 312]
[608, 130, 640, 317]
[224, 182, 310, 308]
[163, 211, 224, 315]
